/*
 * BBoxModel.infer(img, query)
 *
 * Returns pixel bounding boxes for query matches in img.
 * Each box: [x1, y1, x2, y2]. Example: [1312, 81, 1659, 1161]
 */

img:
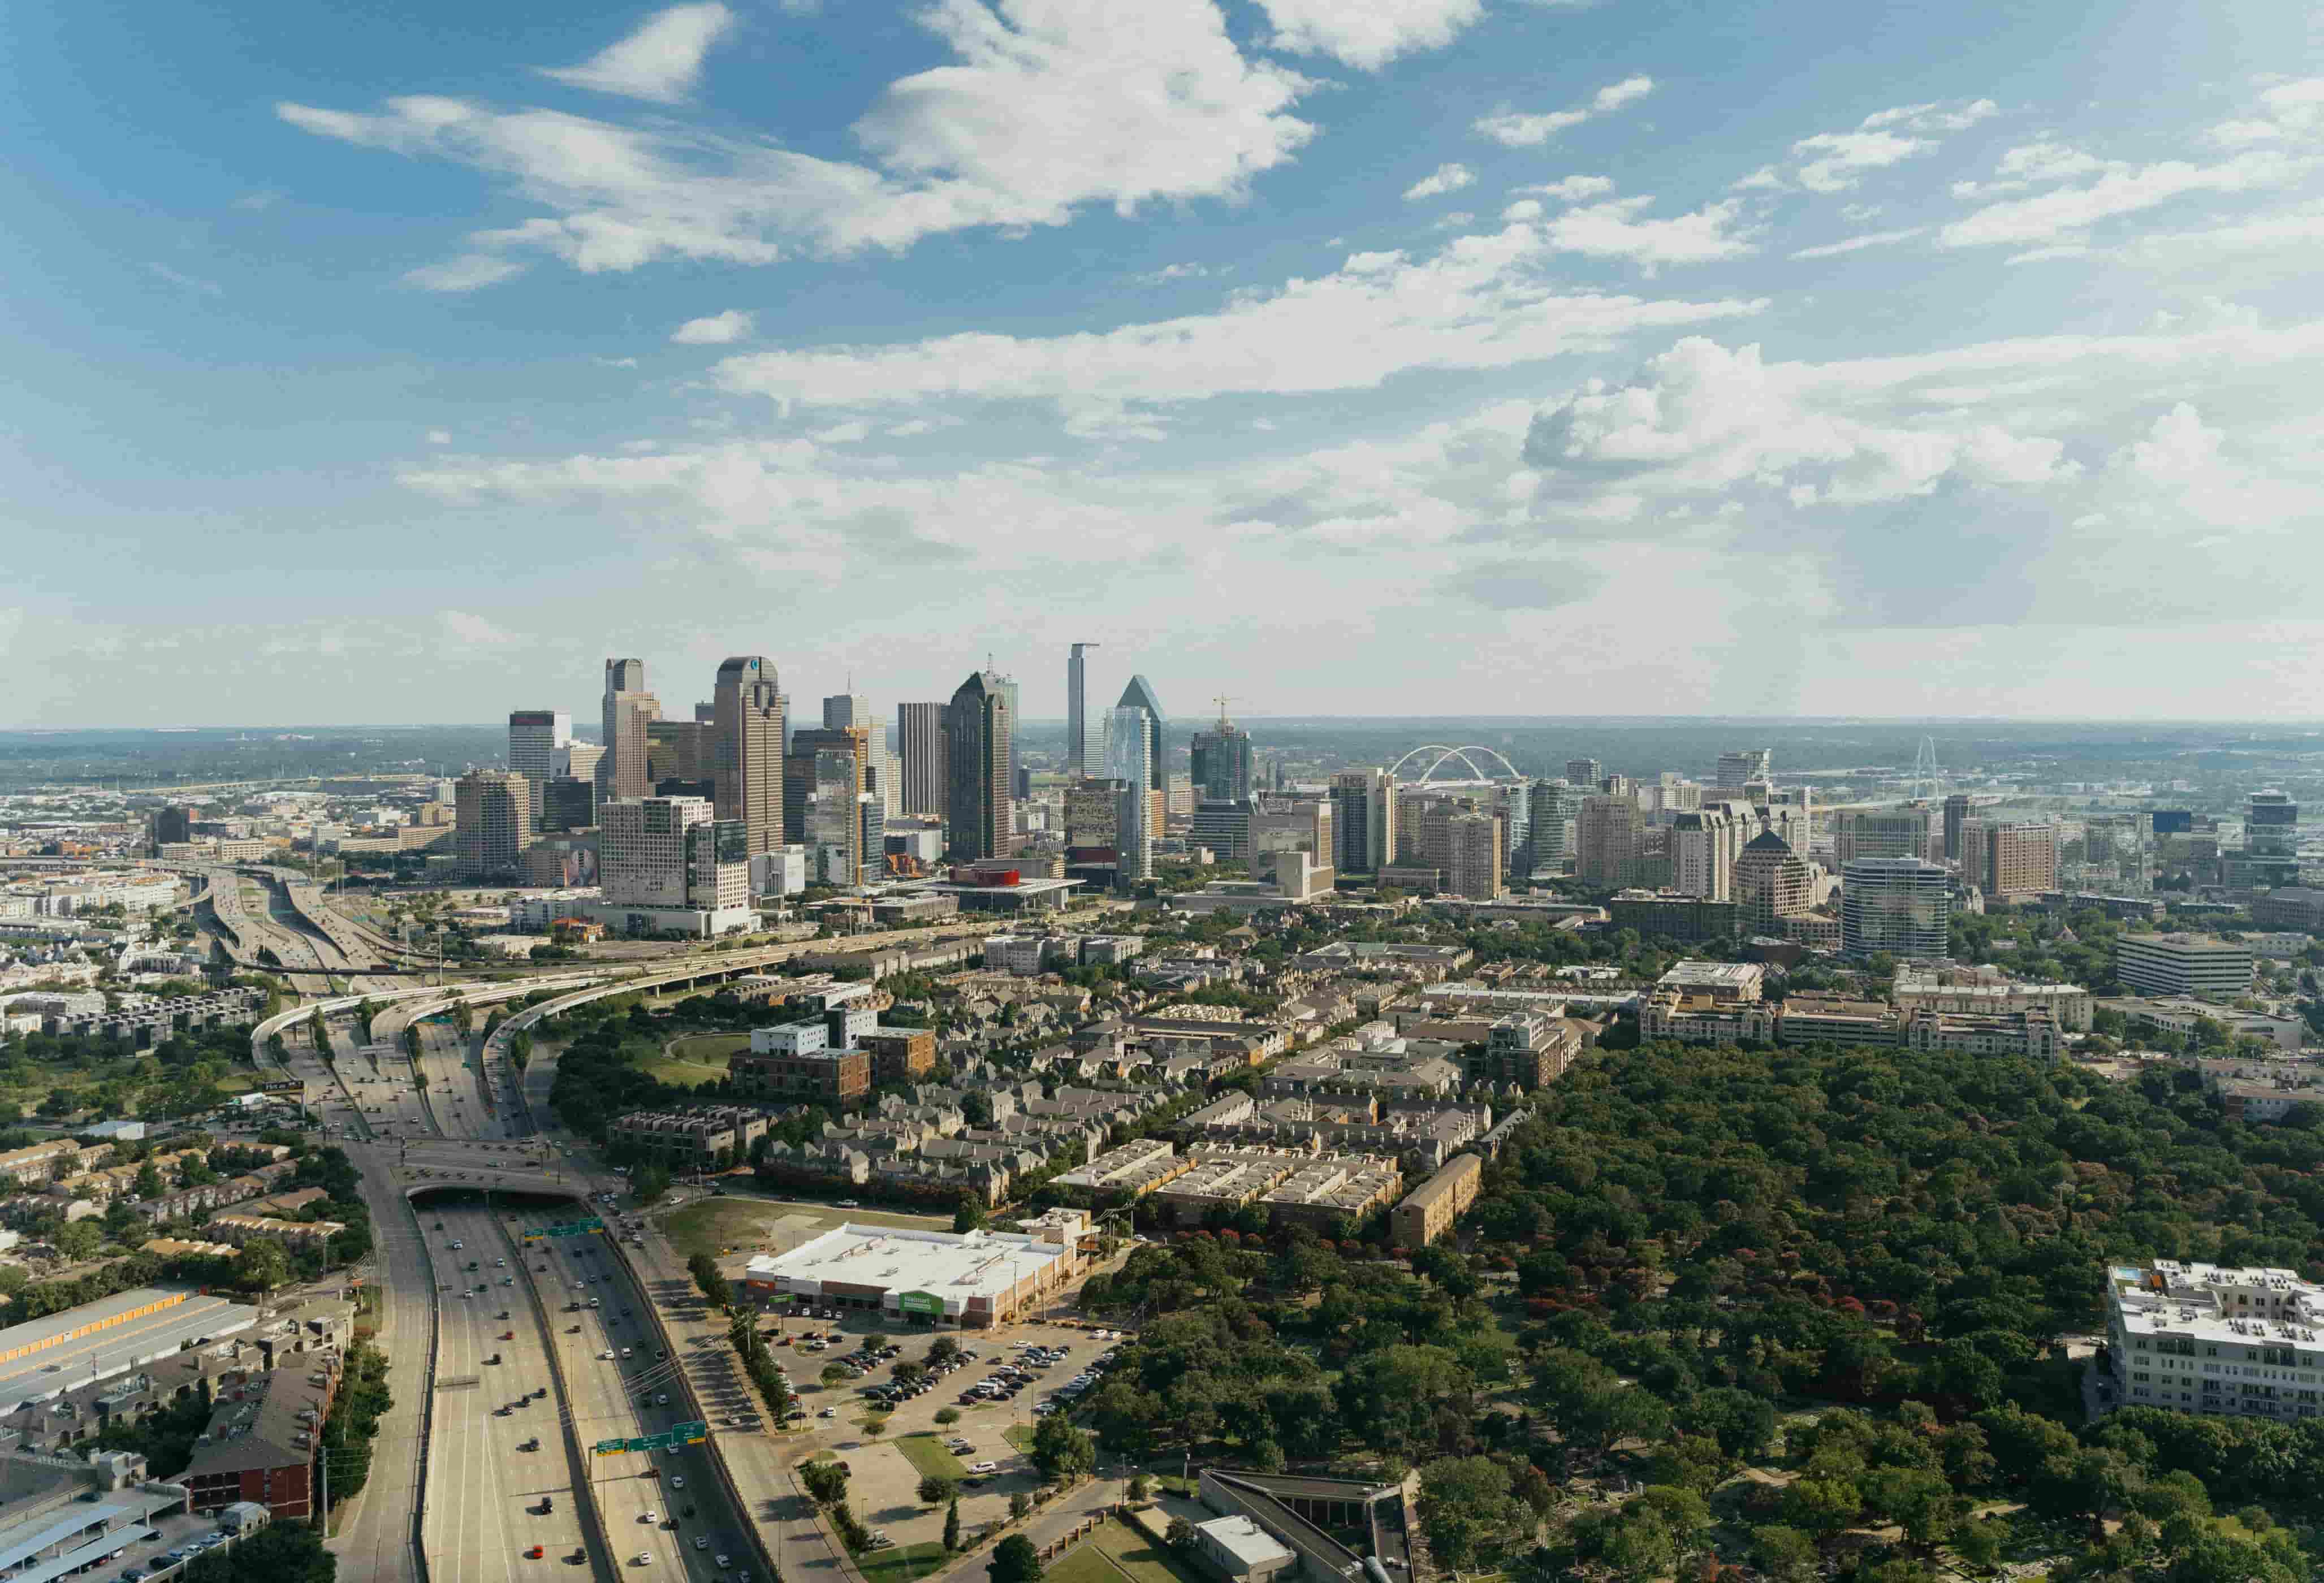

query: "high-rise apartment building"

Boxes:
[1330, 768, 1396, 875]
[1576, 794, 1643, 886]
[1839, 857, 1950, 959]
[1445, 811, 1504, 901]
[1716, 749, 1771, 790]
[1835, 806, 1938, 866]
[1961, 820, 2061, 899]
[507, 710, 569, 833]
[1067, 643, 1099, 778]
[1105, 700, 1158, 880]
[712, 656, 785, 855]
[1190, 713, 1255, 802]
[1735, 831, 1814, 935]
[455, 770, 531, 880]
[1670, 799, 1753, 900]
[600, 659, 659, 800]
[896, 702, 945, 818]
[1526, 780, 1578, 873]
[944, 671, 1013, 862]
[1565, 759, 1602, 788]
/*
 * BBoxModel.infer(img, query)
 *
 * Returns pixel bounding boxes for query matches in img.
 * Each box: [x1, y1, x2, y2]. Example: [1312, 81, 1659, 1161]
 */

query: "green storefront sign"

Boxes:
[897, 1291, 943, 1318]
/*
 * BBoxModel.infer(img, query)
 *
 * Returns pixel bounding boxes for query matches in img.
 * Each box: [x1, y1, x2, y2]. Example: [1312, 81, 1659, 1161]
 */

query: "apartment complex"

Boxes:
[1389, 1152, 1483, 1248]
[2104, 1261, 2324, 1424]
[609, 1105, 773, 1166]
[1839, 857, 1950, 958]
[1962, 820, 2062, 899]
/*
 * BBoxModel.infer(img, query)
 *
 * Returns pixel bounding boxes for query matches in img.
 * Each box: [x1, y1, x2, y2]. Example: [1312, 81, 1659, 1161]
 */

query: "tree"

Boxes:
[1418, 1457, 1532, 1568]
[688, 1252, 732, 1311]
[133, 1161, 165, 1201]
[935, 1407, 962, 1427]
[53, 1221, 103, 1261]
[944, 1498, 961, 1552]
[800, 1461, 850, 1506]
[989, 1535, 1043, 1583]
[930, 1336, 961, 1366]
[919, 1473, 959, 1506]
[821, 1363, 852, 1388]
[865, 1331, 891, 1352]
[1953, 1518, 2003, 1574]
[1031, 1412, 1096, 1481]
[220, 1523, 335, 1583]
[1750, 1525, 1820, 1583]
[954, 1194, 988, 1234]
[634, 1165, 670, 1203]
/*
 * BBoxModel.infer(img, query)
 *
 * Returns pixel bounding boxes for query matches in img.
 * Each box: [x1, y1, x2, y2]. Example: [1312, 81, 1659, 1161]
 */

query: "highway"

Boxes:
[420, 1199, 599, 1583]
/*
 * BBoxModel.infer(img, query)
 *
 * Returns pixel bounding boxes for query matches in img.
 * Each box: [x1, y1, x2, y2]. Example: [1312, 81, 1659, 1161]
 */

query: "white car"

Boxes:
[967, 1461, 999, 1474]
[671, 1476, 685, 1489]
[599, 1351, 615, 1361]
[641, 1512, 657, 1524]
[694, 1538, 709, 1552]
[716, 1557, 731, 1569]
[656, 1393, 669, 1405]
[633, 1556, 651, 1568]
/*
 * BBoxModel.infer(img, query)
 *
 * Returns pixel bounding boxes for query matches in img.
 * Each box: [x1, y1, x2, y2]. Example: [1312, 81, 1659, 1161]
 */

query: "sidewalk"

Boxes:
[924, 1476, 1128, 1583]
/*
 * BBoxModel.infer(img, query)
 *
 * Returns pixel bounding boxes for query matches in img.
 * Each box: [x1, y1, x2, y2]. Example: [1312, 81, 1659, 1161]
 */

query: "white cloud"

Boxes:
[1473, 75, 1653, 147]
[539, 3, 736, 104]
[403, 252, 529, 291]
[810, 419, 871, 444]
[595, 356, 641, 369]
[1941, 147, 2300, 248]
[1778, 98, 1996, 193]
[1502, 198, 1543, 221]
[1789, 225, 1926, 259]
[439, 609, 520, 647]
[1252, 0, 1484, 70]
[1135, 262, 1216, 283]
[710, 222, 1764, 414]
[671, 308, 756, 344]
[232, 189, 283, 211]
[1403, 162, 1475, 201]
[1519, 174, 1617, 202]
[426, 429, 453, 444]
[1541, 197, 1759, 267]
[283, 0, 1314, 281]
[144, 263, 222, 296]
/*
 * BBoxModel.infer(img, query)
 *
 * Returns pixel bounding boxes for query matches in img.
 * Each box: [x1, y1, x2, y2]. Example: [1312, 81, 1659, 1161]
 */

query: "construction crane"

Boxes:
[1212, 694, 1238, 729]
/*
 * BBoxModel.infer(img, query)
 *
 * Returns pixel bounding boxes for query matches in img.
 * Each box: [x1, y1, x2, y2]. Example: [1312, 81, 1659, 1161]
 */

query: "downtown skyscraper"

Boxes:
[1067, 642, 1099, 778]
[896, 700, 945, 818]
[601, 658, 658, 799]
[506, 708, 568, 833]
[712, 655, 785, 855]
[944, 669, 1013, 862]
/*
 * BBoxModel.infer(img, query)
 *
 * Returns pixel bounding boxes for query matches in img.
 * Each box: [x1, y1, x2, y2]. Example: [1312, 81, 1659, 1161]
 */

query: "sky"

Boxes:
[6, 0, 2324, 728]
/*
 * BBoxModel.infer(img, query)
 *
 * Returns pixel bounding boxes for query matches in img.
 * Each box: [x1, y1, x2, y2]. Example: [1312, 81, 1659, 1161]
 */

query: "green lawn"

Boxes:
[1003, 1424, 1036, 1454]
[1049, 1521, 1205, 1583]
[889, 1432, 967, 1482]
[642, 1032, 751, 1085]
[857, 1540, 948, 1583]
[660, 1199, 789, 1261]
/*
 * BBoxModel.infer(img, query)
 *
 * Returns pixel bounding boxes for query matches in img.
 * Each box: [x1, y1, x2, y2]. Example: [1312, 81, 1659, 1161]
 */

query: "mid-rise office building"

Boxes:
[540, 776, 596, 833]
[1250, 798, 1334, 890]
[1565, 758, 1601, 788]
[2113, 933, 2254, 999]
[647, 718, 710, 786]
[601, 658, 658, 800]
[596, 795, 751, 935]
[555, 740, 605, 786]
[1716, 749, 1770, 790]
[1943, 793, 1972, 862]
[1838, 857, 1950, 959]
[1064, 777, 1124, 853]
[1330, 768, 1396, 876]
[2228, 790, 2302, 892]
[945, 669, 1013, 862]
[712, 655, 785, 855]
[1190, 799, 1254, 863]
[455, 769, 530, 879]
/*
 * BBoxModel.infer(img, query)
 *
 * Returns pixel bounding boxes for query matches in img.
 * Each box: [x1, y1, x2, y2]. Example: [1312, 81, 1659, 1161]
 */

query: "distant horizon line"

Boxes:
[8, 716, 2324, 733]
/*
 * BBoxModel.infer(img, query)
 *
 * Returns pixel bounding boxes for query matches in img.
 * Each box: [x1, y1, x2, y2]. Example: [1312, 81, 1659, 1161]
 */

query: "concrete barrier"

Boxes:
[492, 1215, 618, 1583]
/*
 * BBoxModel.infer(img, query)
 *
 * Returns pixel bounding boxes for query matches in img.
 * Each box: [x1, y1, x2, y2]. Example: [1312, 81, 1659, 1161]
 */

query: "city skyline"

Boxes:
[9, 3, 2324, 724]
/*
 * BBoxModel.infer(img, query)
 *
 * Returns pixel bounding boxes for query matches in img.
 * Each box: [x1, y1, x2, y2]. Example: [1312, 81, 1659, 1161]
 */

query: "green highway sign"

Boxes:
[593, 1421, 710, 1455]
[674, 1420, 708, 1443]
[521, 1217, 607, 1241]
[594, 1438, 629, 1456]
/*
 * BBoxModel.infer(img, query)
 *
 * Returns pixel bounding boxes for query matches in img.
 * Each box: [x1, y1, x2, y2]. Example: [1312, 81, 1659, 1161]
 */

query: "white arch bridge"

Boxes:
[1387, 743, 1526, 784]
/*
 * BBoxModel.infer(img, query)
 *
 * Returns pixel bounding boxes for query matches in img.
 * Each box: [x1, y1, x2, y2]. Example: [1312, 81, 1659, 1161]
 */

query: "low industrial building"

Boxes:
[0, 1288, 258, 1409]
[1194, 1469, 1412, 1583]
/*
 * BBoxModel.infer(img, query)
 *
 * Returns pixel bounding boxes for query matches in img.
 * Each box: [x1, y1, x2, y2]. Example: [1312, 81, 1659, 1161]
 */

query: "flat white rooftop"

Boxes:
[746, 1223, 1068, 1313]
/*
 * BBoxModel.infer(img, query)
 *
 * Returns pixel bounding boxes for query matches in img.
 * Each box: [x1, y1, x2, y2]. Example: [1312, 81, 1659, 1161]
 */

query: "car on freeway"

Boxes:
[694, 1539, 709, 1552]
[671, 1476, 685, 1489]
[633, 1556, 651, 1568]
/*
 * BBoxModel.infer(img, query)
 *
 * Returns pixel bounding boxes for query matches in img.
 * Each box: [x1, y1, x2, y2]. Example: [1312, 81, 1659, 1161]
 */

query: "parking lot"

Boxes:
[89, 1512, 259, 1583]
[775, 1316, 1135, 1561]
